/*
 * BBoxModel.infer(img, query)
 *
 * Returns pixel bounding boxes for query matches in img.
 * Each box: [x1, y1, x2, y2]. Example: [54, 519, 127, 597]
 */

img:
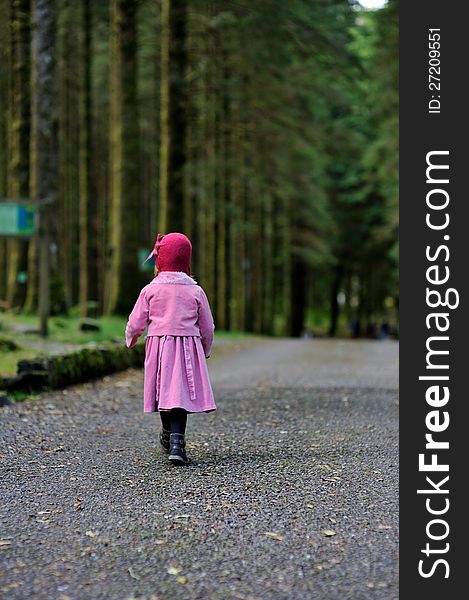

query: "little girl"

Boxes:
[124, 232, 216, 465]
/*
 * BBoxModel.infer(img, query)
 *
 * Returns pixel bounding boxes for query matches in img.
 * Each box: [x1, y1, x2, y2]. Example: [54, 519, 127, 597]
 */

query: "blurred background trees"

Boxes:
[0, 0, 398, 337]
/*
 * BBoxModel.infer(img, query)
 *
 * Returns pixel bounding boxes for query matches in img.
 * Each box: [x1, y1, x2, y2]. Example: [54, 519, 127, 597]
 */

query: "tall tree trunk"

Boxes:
[249, 123, 264, 334]
[31, 0, 60, 334]
[78, 0, 95, 315]
[88, 2, 110, 315]
[158, 0, 187, 233]
[328, 265, 343, 337]
[215, 26, 229, 331]
[0, 0, 8, 200]
[106, 0, 140, 314]
[6, 0, 30, 309]
[0, 0, 8, 304]
[57, 0, 79, 309]
[182, 8, 195, 260]
[203, 2, 216, 307]
[262, 164, 274, 335]
[138, 0, 160, 252]
[290, 255, 306, 337]
[228, 33, 246, 332]
[273, 191, 291, 336]
[228, 127, 245, 331]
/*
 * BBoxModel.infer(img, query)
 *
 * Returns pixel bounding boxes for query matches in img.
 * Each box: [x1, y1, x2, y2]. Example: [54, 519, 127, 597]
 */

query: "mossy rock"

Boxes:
[79, 319, 101, 332]
[17, 358, 48, 373]
[0, 336, 21, 352]
[5, 371, 48, 393]
[7, 342, 145, 393]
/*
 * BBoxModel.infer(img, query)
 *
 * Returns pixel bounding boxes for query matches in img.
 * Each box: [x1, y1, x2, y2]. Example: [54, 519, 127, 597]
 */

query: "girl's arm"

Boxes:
[197, 287, 215, 358]
[125, 288, 149, 348]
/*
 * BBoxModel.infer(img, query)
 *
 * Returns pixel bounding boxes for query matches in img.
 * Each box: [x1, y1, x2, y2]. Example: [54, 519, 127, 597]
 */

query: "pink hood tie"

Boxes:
[143, 233, 165, 265]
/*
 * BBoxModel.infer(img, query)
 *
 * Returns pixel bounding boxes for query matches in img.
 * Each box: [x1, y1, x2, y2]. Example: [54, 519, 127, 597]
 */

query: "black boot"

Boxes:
[169, 433, 187, 465]
[159, 428, 171, 453]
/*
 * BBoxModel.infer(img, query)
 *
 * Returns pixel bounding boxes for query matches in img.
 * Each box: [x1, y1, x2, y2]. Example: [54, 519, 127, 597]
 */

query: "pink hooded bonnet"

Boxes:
[144, 232, 192, 276]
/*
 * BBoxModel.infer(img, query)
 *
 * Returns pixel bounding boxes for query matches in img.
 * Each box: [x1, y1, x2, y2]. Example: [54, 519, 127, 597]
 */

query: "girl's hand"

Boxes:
[125, 288, 150, 348]
[125, 330, 140, 348]
[197, 287, 215, 358]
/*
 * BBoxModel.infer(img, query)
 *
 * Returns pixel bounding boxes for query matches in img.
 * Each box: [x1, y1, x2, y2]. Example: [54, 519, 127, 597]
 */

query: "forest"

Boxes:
[0, 0, 398, 338]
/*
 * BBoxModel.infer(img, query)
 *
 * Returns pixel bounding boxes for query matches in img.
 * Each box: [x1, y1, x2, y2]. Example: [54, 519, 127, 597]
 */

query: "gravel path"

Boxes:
[1, 338, 398, 600]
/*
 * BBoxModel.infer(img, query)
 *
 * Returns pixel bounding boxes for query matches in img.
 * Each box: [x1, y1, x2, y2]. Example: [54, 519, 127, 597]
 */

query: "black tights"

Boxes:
[160, 409, 187, 435]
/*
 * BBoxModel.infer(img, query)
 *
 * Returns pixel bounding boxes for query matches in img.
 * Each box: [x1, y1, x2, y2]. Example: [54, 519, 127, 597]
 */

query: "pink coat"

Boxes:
[125, 271, 216, 413]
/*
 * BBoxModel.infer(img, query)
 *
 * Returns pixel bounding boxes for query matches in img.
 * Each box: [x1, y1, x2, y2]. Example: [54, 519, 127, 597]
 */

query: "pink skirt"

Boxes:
[143, 335, 216, 414]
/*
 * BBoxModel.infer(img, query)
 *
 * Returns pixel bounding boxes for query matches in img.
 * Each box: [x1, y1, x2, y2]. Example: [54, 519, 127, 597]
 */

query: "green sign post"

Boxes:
[0, 202, 37, 236]
[0, 199, 43, 332]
